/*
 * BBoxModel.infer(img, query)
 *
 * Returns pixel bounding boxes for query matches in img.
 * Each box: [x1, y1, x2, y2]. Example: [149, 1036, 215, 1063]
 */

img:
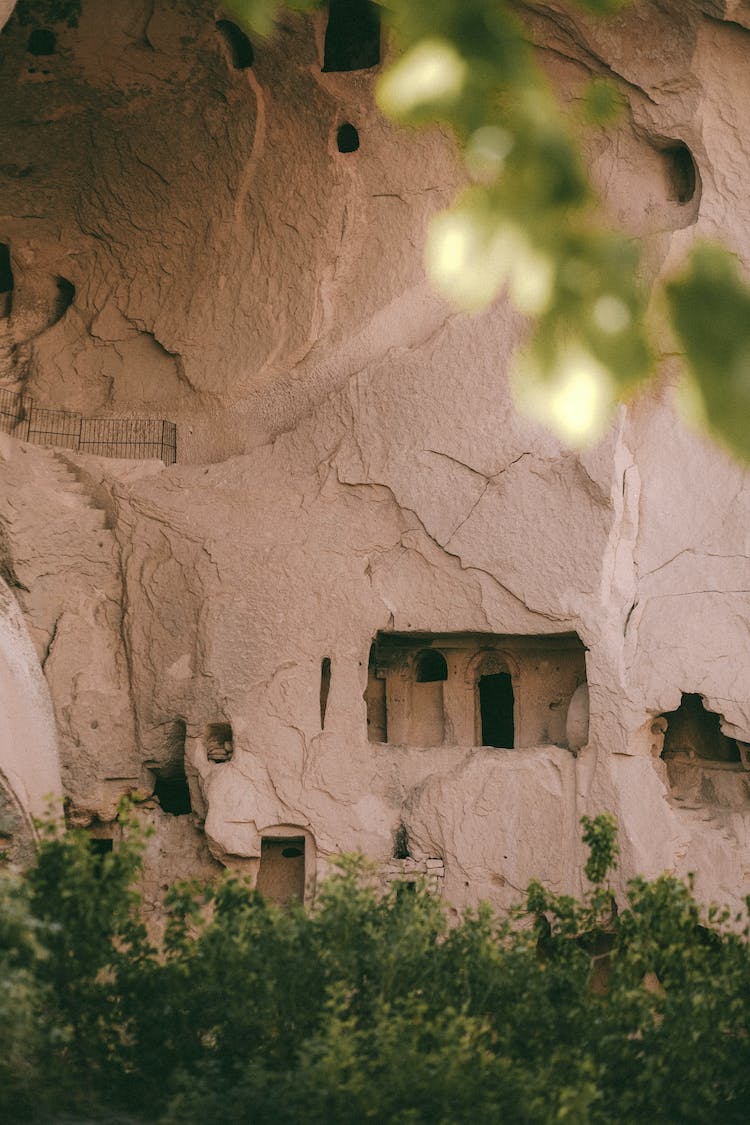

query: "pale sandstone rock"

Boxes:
[0, 442, 137, 818]
[0, 0, 749, 917]
[0, 572, 62, 863]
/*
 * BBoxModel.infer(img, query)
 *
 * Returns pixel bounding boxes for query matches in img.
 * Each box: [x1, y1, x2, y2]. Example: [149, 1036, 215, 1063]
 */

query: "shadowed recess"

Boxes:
[0, 244, 13, 294]
[661, 693, 740, 763]
[154, 769, 192, 816]
[337, 122, 360, 152]
[216, 19, 254, 69]
[206, 721, 233, 762]
[323, 0, 380, 72]
[320, 656, 331, 729]
[415, 650, 447, 683]
[664, 142, 698, 204]
[151, 719, 191, 814]
[27, 28, 56, 55]
[479, 672, 514, 748]
[54, 276, 75, 322]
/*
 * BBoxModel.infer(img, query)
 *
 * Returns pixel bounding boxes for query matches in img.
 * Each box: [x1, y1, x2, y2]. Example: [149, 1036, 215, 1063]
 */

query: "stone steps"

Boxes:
[38, 450, 113, 534]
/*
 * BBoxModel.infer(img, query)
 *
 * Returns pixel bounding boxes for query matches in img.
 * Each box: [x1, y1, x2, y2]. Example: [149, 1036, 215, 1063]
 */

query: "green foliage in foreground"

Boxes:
[0, 810, 749, 1124]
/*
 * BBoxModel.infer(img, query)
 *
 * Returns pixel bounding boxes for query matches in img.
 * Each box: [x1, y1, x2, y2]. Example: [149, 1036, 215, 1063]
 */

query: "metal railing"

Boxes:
[0, 386, 31, 440]
[0, 387, 176, 464]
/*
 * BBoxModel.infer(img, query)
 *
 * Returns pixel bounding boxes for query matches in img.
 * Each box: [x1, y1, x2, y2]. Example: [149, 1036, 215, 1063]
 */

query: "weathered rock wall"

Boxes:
[0, 0, 462, 462]
[0, 0, 749, 915]
[0, 472, 62, 863]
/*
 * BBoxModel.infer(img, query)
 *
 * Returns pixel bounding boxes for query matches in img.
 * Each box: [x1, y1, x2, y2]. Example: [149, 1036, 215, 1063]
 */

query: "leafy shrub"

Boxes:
[1, 809, 748, 1123]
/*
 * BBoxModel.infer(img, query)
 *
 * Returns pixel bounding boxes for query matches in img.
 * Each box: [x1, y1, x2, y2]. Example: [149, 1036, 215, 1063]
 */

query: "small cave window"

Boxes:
[215, 19, 254, 69]
[0, 244, 13, 294]
[323, 0, 381, 72]
[150, 720, 191, 815]
[27, 29, 56, 56]
[393, 821, 410, 860]
[320, 656, 331, 729]
[365, 643, 387, 743]
[206, 721, 233, 762]
[661, 693, 740, 764]
[663, 142, 697, 204]
[415, 650, 447, 683]
[337, 123, 360, 153]
[478, 671, 515, 748]
[154, 768, 192, 816]
[53, 276, 75, 322]
[256, 836, 306, 907]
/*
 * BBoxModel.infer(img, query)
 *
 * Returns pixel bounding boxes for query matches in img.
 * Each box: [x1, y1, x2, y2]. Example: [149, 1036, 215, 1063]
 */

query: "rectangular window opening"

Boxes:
[479, 672, 515, 748]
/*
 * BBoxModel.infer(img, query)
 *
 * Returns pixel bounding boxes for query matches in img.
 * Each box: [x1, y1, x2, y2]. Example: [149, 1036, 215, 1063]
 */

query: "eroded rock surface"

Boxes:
[0, 0, 749, 915]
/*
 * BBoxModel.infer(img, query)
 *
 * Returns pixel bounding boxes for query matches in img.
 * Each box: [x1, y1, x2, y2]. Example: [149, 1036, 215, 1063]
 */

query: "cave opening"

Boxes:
[215, 19, 254, 69]
[323, 0, 380, 72]
[664, 142, 698, 204]
[154, 769, 192, 816]
[151, 720, 191, 815]
[661, 693, 740, 764]
[337, 123, 360, 153]
[27, 28, 56, 56]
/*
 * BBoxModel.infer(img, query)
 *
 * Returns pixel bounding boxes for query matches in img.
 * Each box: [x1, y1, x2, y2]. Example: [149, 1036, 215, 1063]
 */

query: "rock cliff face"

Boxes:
[1, 0, 750, 915]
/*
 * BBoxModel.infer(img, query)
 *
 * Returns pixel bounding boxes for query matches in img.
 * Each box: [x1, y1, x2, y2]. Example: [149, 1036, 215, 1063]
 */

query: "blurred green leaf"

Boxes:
[667, 244, 750, 459]
[580, 77, 626, 125]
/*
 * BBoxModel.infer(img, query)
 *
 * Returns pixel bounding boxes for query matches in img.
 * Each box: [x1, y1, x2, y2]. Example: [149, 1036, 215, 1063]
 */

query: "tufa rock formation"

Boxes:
[0, 0, 749, 916]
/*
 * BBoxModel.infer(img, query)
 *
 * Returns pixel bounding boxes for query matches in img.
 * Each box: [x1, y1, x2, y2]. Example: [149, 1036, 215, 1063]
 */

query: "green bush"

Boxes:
[1, 809, 749, 1123]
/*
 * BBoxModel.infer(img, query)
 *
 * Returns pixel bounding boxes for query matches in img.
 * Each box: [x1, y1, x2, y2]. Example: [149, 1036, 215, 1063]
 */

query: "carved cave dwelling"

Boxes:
[0, 0, 749, 920]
